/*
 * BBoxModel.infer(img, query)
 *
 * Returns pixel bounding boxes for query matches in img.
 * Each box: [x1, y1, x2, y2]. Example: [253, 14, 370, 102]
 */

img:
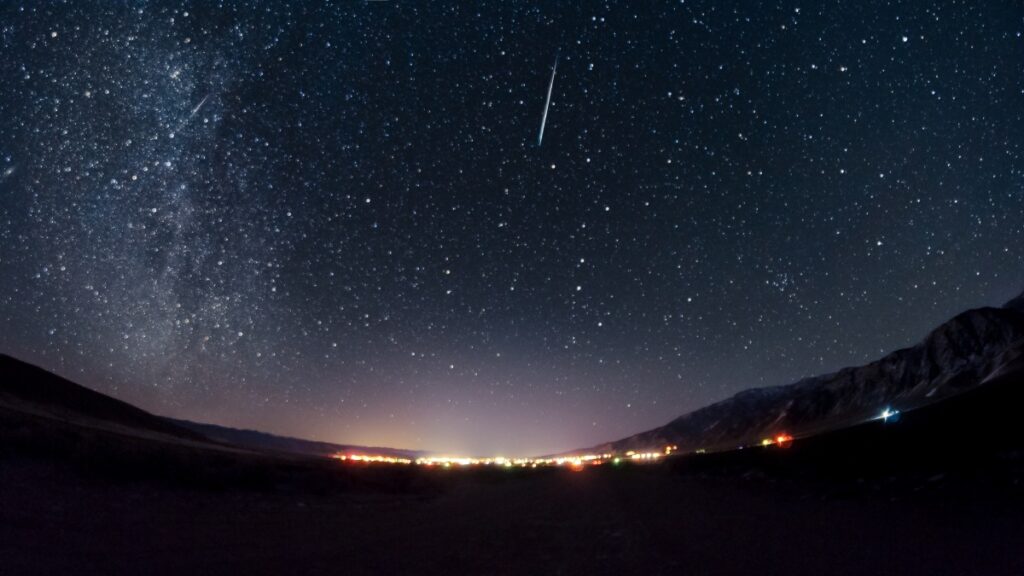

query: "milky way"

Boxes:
[1, 2, 1023, 455]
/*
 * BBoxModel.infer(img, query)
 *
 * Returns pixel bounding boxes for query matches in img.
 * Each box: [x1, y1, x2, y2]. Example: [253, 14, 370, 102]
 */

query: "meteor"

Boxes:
[172, 94, 211, 136]
[188, 94, 210, 121]
[537, 55, 558, 146]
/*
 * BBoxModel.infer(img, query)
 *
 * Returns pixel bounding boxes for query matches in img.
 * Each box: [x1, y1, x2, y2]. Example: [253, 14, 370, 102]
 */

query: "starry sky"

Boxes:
[2, 1, 1023, 456]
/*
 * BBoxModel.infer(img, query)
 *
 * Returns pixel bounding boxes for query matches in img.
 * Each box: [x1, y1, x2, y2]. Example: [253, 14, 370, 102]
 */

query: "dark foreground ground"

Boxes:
[2, 430, 1024, 573]
[2, 354, 1024, 575]
[2, 455, 1022, 576]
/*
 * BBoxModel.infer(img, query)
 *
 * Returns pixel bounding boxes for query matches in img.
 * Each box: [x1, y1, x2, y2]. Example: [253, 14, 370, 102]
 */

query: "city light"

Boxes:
[331, 454, 412, 465]
[330, 448, 674, 470]
[880, 407, 900, 422]
[761, 433, 794, 447]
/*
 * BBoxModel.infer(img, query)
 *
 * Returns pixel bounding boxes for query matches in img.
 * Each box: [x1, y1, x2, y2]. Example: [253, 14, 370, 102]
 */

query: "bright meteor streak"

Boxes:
[537, 55, 558, 146]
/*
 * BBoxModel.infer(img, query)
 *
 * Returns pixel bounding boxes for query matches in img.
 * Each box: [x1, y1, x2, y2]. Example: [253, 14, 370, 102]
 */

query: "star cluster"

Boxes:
[1, 1, 1022, 455]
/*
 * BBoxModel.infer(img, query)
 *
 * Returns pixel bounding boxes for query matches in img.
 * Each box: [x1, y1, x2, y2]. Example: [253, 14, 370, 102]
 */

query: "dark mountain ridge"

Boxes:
[0, 354, 421, 460]
[0, 354, 205, 443]
[169, 418, 426, 460]
[587, 290, 1024, 455]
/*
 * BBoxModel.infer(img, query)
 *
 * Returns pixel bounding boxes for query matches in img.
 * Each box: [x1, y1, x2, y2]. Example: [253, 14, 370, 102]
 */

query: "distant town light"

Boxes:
[333, 447, 673, 470]
[880, 407, 900, 422]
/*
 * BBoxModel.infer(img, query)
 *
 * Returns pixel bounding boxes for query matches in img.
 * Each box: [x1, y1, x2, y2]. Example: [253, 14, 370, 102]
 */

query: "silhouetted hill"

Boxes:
[669, 342, 1024, 497]
[0, 354, 205, 442]
[588, 290, 1024, 455]
[0, 354, 424, 461]
[0, 355, 437, 494]
[169, 419, 426, 460]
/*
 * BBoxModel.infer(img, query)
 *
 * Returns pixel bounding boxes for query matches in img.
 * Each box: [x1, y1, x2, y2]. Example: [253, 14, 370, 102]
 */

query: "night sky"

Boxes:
[2, 2, 1023, 456]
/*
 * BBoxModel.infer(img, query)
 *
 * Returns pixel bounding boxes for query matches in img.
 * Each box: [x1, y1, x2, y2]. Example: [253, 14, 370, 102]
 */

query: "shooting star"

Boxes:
[188, 94, 210, 121]
[537, 55, 558, 146]
[170, 94, 212, 137]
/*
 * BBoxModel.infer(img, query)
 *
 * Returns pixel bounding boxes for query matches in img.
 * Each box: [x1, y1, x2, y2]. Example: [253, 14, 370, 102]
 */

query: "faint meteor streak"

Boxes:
[537, 55, 558, 146]
[188, 94, 210, 121]
[173, 94, 211, 135]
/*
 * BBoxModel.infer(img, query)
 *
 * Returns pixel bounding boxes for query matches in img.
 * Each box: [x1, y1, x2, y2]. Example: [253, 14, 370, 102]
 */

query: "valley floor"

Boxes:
[2, 457, 1021, 576]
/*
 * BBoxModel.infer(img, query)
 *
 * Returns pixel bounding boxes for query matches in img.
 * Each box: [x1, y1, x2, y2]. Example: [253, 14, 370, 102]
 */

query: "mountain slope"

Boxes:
[667, 343, 1024, 494]
[169, 419, 426, 460]
[590, 291, 1024, 455]
[0, 354, 206, 442]
[0, 354, 422, 460]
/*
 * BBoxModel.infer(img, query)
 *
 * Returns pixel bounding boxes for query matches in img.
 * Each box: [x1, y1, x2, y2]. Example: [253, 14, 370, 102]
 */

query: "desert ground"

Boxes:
[3, 353, 1024, 575]
[2, 449, 1022, 575]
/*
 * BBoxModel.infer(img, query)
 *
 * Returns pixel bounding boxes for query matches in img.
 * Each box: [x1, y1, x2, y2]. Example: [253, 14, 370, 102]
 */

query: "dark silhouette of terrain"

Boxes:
[2, 292, 1024, 574]
[670, 345, 1024, 500]
[168, 417, 426, 460]
[0, 352, 421, 461]
[0, 355, 436, 495]
[0, 354, 205, 442]
[587, 290, 1024, 455]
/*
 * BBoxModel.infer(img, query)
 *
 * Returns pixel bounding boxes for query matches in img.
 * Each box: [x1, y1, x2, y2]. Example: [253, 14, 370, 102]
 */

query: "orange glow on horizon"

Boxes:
[329, 447, 677, 470]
